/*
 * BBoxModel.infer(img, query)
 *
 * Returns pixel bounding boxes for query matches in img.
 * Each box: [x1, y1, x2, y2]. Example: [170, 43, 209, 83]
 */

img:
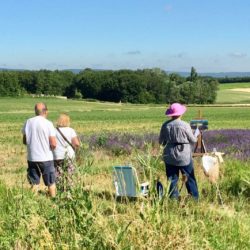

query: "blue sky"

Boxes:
[1, 0, 250, 72]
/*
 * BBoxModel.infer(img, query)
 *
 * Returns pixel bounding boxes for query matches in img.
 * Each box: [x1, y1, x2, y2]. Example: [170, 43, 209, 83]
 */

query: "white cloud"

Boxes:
[229, 52, 247, 58]
[125, 50, 141, 55]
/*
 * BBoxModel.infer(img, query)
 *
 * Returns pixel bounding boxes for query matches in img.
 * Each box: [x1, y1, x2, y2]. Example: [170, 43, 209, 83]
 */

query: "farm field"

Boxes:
[216, 82, 250, 104]
[0, 97, 250, 249]
[219, 82, 250, 90]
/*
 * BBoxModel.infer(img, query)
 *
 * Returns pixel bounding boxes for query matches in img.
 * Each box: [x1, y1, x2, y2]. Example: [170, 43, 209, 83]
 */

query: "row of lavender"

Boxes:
[79, 133, 159, 156]
[203, 130, 250, 161]
[79, 129, 250, 160]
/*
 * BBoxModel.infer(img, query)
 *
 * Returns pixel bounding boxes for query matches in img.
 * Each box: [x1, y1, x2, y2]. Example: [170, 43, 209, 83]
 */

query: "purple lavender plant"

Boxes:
[203, 129, 250, 161]
[79, 130, 250, 160]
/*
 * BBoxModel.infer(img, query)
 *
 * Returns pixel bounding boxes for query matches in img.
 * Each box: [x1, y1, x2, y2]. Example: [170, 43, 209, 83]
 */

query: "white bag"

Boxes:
[202, 155, 220, 184]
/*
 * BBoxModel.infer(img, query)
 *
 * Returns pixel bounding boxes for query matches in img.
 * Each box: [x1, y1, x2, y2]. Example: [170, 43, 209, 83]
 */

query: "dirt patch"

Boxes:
[230, 88, 250, 93]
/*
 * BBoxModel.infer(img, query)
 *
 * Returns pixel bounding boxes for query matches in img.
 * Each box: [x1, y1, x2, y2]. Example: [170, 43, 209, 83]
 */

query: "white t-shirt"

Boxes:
[53, 127, 77, 160]
[22, 116, 56, 162]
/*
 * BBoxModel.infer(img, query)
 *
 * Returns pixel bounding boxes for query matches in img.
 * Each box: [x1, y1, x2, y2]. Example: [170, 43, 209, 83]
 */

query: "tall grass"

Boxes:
[0, 146, 249, 249]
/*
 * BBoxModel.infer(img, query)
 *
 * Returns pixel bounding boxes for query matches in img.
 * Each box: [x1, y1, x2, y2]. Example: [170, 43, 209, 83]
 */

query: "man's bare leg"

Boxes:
[48, 183, 56, 197]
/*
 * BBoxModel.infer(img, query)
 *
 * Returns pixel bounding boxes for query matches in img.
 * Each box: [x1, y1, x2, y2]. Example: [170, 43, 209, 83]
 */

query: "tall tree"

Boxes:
[190, 66, 198, 81]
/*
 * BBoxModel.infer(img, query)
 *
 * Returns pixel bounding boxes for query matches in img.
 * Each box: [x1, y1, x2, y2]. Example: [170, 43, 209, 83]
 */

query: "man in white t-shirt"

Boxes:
[22, 103, 57, 197]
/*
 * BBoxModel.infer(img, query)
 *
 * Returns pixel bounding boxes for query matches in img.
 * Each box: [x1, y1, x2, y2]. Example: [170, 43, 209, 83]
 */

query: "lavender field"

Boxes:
[203, 129, 250, 161]
[80, 129, 250, 161]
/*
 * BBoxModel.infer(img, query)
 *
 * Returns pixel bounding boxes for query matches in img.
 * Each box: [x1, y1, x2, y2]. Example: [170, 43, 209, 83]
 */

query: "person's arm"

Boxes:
[23, 134, 27, 145]
[49, 136, 57, 150]
[48, 122, 57, 150]
[71, 136, 80, 149]
[159, 124, 167, 146]
[186, 125, 197, 144]
[70, 128, 80, 150]
[22, 122, 27, 145]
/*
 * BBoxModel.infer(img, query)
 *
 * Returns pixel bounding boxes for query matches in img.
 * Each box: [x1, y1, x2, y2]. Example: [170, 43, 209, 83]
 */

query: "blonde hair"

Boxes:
[56, 113, 70, 127]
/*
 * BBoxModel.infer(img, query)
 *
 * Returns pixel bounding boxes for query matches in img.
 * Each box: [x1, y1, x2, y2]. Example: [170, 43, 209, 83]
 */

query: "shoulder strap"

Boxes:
[56, 127, 75, 151]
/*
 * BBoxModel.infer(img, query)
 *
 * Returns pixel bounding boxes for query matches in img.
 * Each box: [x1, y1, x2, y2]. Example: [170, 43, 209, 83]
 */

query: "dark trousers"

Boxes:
[165, 160, 199, 200]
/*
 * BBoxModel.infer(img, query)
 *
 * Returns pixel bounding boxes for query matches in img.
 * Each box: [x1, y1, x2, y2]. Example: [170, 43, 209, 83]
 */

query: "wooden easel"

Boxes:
[190, 110, 208, 157]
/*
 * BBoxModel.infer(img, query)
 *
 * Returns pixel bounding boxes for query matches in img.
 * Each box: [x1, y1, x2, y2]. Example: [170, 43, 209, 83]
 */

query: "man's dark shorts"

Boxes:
[27, 161, 56, 186]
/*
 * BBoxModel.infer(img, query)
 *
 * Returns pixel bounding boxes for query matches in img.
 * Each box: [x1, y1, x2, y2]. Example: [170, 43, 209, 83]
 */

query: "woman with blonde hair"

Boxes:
[53, 113, 80, 191]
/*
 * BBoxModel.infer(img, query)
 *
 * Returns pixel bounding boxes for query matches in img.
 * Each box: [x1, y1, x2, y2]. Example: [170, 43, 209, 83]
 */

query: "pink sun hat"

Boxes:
[165, 103, 187, 117]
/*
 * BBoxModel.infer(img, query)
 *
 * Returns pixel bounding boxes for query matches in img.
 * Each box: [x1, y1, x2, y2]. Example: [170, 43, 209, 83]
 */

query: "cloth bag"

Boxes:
[202, 155, 220, 184]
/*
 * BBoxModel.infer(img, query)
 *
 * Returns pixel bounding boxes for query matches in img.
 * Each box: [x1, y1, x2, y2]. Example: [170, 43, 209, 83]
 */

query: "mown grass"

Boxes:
[0, 97, 250, 249]
[0, 97, 250, 132]
[219, 82, 250, 90]
[217, 82, 250, 104]
[216, 90, 250, 104]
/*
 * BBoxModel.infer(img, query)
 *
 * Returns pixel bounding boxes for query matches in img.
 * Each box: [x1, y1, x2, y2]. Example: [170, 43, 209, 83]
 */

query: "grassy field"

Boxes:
[219, 82, 250, 90]
[0, 97, 250, 249]
[217, 82, 250, 104]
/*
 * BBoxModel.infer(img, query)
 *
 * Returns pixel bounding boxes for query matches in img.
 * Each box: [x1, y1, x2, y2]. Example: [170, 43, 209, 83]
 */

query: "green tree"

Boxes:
[0, 72, 24, 96]
[189, 66, 198, 81]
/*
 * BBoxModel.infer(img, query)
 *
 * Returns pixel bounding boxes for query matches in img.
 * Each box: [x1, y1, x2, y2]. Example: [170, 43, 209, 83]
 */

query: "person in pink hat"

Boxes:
[159, 103, 199, 200]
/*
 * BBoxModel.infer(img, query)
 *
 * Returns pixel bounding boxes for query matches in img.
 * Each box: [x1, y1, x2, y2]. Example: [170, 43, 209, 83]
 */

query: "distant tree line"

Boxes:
[0, 67, 219, 104]
[217, 76, 250, 83]
[0, 70, 74, 97]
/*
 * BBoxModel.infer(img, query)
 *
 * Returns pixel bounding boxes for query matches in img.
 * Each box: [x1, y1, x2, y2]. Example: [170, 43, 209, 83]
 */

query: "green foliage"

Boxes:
[220, 161, 250, 198]
[0, 181, 110, 249]
[74, 89, 83, 99]
[0, 68, 219, 104]
[218, 76, 250, 83]
[136, 144, 164, 184]
[0, 71, 24, 96]
[187, 66, 198, 82]
[0, 70, 74, 97]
